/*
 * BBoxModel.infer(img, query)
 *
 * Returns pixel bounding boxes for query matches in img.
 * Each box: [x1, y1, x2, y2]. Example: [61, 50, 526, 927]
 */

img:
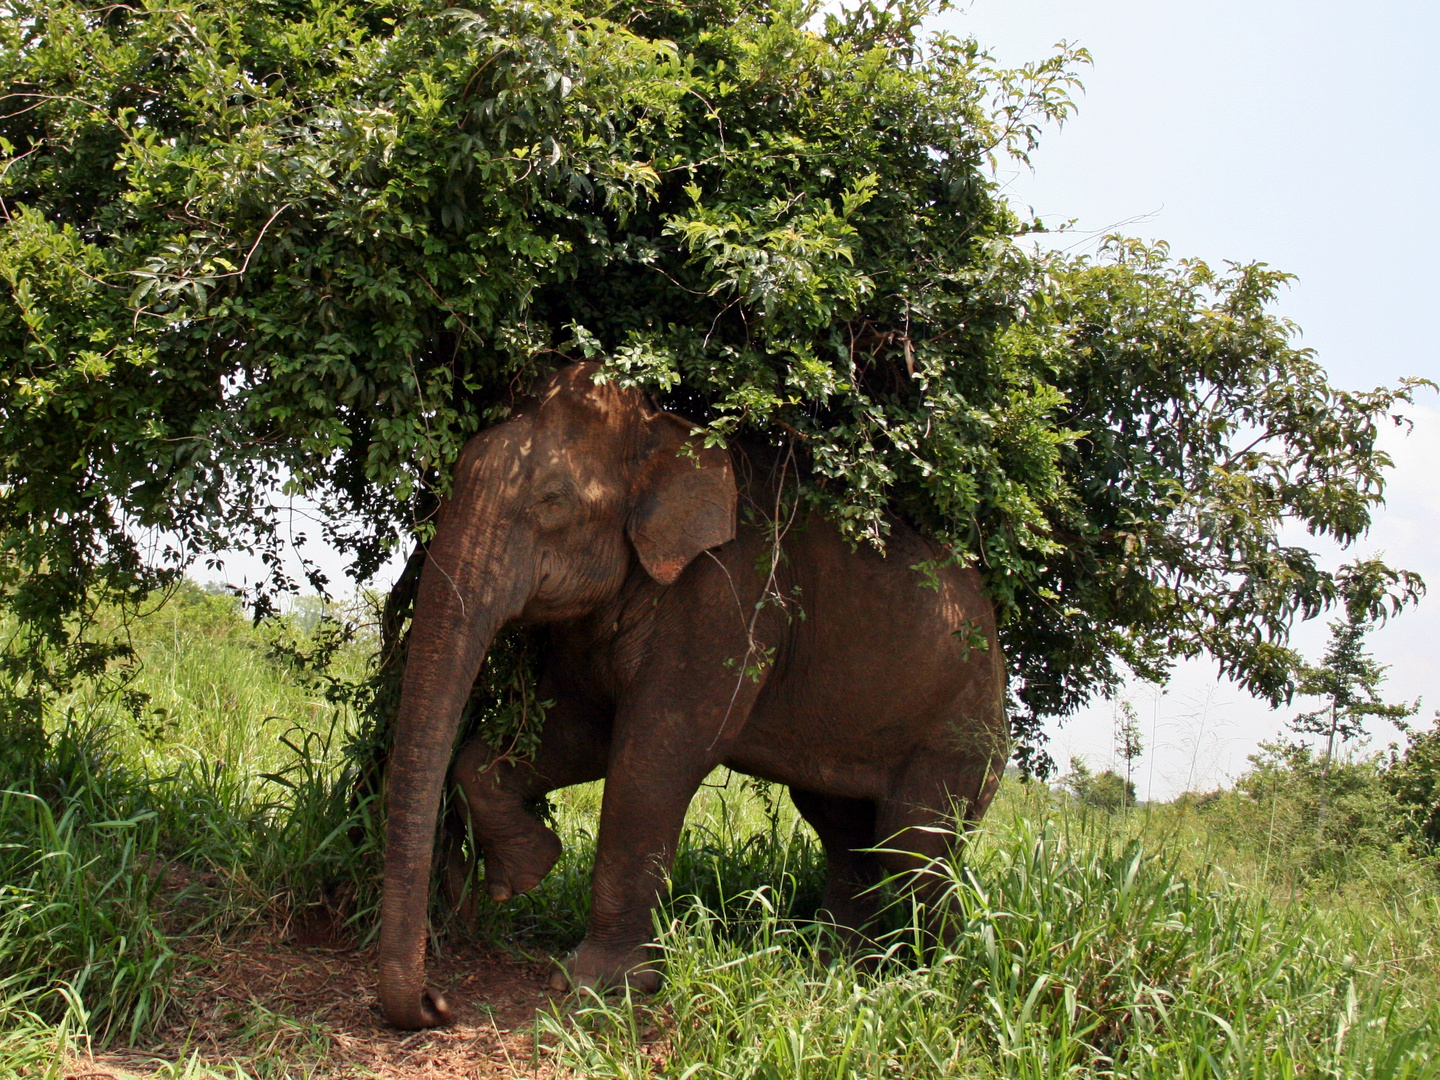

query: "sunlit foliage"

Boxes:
[0, 0, 1424, 766]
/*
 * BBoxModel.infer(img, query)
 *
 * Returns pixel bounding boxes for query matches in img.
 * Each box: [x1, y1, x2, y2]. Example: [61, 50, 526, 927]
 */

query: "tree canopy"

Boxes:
[0, 0, 1425, 770]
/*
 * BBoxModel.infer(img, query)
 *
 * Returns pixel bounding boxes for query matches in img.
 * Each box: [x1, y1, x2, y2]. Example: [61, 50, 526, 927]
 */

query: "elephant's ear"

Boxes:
[627, 413, 737, 585]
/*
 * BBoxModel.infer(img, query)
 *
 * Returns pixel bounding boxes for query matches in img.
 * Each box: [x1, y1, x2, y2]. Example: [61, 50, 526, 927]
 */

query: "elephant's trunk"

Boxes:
[377, 525, 527, 1029]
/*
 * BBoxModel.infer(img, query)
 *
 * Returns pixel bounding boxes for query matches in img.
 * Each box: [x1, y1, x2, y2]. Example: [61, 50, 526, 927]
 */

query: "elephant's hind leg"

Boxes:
[788, 788, 882, 941]
[450, 694, 610, 906]
[874, 751, 1003, 921]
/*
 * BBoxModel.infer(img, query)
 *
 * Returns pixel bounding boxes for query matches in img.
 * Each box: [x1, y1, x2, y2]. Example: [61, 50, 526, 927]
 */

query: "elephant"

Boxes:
[378, 361, 1008, 1029]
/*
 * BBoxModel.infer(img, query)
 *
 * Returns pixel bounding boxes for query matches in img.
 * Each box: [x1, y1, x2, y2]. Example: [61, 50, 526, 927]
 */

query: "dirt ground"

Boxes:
[65, 923, 653, 1080]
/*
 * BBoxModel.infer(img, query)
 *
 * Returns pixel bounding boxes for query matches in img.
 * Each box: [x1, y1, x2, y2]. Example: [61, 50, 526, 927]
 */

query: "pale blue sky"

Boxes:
[946, 0, 1440, 792]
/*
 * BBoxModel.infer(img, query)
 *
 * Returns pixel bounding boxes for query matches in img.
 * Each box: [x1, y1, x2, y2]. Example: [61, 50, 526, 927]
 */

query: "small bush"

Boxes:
[1197, 741, 1424, 891]
[1386, 718, 1440, 850]
[1061, 756, 1137, 812]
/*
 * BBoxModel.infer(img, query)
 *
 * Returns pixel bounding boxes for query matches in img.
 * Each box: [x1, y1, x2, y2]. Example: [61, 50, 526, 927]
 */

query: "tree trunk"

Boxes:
[1316, 697, 1337, 843]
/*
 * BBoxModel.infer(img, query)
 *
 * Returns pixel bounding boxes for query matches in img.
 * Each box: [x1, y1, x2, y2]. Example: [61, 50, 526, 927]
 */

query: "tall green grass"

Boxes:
[449, 775, 826, 955]
[2, 586, 1439, 1077]
[0, 588, 378, 1066]
[0, 721, 173, 1047]
[550, 813, 1440, 1078]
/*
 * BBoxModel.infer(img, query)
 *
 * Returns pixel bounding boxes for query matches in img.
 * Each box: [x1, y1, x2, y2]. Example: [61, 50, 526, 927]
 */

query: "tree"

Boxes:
[1288, 560, 1420, 834]
[0, 0, 1427, 771]
[1114, 698, 1143, 807]
[1062, 756, 1134, 812]
[1385, 713, 1440, 850]
[1289, 561, 1420, 765]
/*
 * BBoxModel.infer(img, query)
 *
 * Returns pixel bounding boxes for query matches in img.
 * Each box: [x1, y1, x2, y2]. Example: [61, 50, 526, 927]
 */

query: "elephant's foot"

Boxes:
[480, 819, 562, 902]
[548, 940, 660, 994]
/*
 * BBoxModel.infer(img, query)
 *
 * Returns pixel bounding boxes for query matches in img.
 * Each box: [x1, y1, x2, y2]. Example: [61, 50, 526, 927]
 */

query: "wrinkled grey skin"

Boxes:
[378, 363, 1007, 1029]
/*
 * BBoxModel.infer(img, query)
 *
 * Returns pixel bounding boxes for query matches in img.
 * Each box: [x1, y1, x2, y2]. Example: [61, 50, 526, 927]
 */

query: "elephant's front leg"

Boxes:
[557, 667, 767, 993]
[449, 691, 611, 907]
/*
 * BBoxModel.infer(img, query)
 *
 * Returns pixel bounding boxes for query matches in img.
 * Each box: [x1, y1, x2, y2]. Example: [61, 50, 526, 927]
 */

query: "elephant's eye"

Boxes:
[530, 482, 577, 524]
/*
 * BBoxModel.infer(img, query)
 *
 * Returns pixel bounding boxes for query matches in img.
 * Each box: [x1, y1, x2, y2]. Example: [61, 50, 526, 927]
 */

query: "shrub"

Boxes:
[1386, 717, 1440, 851]
[1198, 741, 1421, 889]
[1061, 756, 1136, 812]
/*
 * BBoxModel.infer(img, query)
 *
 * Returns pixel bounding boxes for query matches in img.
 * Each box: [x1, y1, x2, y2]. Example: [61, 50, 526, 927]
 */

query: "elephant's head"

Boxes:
[378, 362, 736, 1028]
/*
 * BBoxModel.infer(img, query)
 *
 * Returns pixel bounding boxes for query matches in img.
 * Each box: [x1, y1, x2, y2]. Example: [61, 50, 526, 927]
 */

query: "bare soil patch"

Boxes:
[68, 926, 581, 1079]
